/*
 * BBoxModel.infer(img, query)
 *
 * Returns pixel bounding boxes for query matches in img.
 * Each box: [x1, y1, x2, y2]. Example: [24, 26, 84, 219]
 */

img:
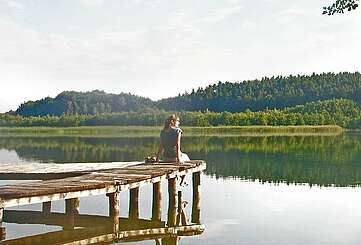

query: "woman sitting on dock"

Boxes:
[156, 114, 190, 186]
[156, 114, 190, 164]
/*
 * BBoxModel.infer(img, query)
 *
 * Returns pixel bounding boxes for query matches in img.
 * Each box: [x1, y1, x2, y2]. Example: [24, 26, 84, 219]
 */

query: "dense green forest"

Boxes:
[12, 72, 361, 115]
[2, 72, 361, 128]
[1, 98, 361, 128]
[16, 90, 153, 116]
[157, 72, 361, 112]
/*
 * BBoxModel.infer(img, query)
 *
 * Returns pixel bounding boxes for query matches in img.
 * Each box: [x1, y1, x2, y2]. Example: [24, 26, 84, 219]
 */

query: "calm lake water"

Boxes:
[1, 132, 361, 244]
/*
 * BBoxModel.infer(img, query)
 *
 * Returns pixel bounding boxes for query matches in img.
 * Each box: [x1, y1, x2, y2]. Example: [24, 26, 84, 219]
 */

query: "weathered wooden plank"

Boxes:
[1, 186, 118, 208]
[0, 184, 112, 199]
[0, 162, 142, 174]
[0, 161, 206, 208]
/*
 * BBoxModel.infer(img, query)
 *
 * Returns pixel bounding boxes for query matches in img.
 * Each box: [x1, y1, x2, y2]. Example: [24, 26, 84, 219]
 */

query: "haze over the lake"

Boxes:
[0, 0, 360, 113]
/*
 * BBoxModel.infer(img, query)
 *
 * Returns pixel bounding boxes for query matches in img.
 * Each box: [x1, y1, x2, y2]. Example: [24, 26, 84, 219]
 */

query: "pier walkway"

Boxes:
[0, 160, 206, 244]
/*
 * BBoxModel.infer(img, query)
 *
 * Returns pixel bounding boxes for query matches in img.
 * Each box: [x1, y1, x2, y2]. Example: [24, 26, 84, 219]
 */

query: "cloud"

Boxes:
[78, 0, 104, 7]
[196, 5, 243, 23]
[224, 0, 242, 4]
[273, 5, 307, 23]
[241, 20, 256, 29]
[0, 0, 23, 9]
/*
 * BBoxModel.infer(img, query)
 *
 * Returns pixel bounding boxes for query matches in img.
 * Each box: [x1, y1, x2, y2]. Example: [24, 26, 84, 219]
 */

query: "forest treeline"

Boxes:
[12, 72, 361, 116]
[156, 72, 361, 112]
[3, 72, 361, 128]
[16, 90, 153, 116]
[2, 98, 361, 128]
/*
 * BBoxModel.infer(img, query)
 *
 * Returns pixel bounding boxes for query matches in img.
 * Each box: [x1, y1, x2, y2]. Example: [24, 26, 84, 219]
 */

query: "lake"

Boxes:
[1, 131, 361, 244]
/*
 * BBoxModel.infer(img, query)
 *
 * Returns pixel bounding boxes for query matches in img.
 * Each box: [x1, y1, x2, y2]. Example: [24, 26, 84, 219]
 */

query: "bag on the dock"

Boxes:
[145, 156, 157, 163]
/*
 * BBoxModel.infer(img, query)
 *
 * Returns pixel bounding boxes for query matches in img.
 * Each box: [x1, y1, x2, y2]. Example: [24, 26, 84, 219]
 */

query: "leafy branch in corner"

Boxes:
[323, 0, 359, 15]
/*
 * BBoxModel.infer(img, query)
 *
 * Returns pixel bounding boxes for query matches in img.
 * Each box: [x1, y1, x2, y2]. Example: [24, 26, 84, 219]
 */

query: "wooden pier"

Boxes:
[0, 160, 206, 244]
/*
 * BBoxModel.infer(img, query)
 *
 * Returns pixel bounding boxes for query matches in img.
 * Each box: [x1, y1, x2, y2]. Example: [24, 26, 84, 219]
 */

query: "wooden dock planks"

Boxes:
[0, 160, 206, 208]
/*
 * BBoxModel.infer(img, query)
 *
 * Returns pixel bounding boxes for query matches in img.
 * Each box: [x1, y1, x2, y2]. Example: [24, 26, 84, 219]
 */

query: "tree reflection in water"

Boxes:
[1, 133, 361, 186]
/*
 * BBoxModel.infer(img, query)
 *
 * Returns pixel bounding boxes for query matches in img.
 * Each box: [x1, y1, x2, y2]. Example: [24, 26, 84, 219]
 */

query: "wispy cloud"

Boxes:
[78, 0, 104, 7]
[273, 5, 307, 23]
[195, 5, 243, 23]
[0, 0, 23, 9]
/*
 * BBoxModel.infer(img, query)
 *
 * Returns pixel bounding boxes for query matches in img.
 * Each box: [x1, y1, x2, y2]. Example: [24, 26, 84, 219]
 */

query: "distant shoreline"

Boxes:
[0, 125, 344, 137]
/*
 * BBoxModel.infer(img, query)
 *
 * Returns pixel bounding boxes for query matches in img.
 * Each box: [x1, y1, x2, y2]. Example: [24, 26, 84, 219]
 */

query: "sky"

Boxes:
[0, 0, 360, 112]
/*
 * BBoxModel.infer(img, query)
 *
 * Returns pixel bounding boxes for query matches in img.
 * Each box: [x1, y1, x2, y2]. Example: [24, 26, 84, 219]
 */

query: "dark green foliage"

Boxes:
[156, 72, 361, 112]
[16, 90, 153, 116]
[5, 72, 361, 128]
[0, 98, 360, 128]
[285, 98, 360, 116]
[14, 72, 361, 116]
[323, 0, 359, 15]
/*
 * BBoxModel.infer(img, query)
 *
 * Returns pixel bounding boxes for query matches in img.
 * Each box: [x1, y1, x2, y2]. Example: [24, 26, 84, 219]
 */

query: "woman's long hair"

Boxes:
[163, 114, 178, 130]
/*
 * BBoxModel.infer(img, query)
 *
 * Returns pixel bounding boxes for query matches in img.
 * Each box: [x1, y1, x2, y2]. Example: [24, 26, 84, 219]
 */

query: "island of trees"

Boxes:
[1, 72, 361, 129]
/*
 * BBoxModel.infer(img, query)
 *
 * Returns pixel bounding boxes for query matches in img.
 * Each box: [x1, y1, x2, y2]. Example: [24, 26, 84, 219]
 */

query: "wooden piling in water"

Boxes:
[107, 192, 120, 232]
[129, 187, 139, 220]
[176, 191, 182, 226]
[42, 201, 51, 213]
[0, 208, 5, 240]
[42, 179, 52, 213]
[64, 198, 80, 230]
[152, 182, 162, 221]
[167, 178, 177, 227]
[162, 237, 179, 245]
[192, 172, 201, 224]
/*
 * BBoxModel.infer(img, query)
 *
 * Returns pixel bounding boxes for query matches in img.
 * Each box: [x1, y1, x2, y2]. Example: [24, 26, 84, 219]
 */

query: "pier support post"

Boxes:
[167, 178, 177, 227]
[64, 198, 80, 230]
[129, 187, 139, 220]
[152, 182, 162, 221]
[107, 192, 120, 232]
[192, 172, 201, 224]
[176, 190, 182, 226]
[42, 179, 51, 214]
[42, 201, 51, 213]
[162, 237, 179, 245]
[176, 191, 188, 226]
[0, 208, 5, 240]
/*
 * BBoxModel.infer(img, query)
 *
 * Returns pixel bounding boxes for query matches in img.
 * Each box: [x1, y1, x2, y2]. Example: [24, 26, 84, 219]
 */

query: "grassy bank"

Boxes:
[184, 125, 343, 135]
[0, 125, 343, 137]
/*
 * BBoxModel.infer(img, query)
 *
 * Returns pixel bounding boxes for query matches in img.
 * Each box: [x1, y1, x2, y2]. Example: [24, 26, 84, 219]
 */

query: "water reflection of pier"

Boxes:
[0, 161, 205, 244]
